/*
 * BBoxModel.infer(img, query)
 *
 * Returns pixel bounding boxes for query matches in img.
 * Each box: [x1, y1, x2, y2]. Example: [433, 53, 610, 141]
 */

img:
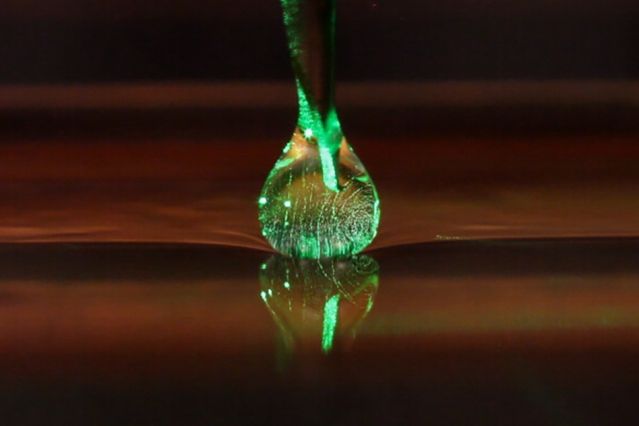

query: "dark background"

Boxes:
[0, 0, 638, 83]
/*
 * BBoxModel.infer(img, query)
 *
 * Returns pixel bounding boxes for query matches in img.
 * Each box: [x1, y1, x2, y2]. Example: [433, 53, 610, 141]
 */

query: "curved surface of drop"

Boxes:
[258, 129, 380, 258]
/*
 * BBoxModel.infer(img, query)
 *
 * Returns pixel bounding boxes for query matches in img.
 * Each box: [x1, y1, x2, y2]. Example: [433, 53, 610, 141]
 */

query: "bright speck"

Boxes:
[283, 200, 292, 208]
[304, 128, 314, 139]
[283, 281, 290, 289]
[258, 197, 268, 206]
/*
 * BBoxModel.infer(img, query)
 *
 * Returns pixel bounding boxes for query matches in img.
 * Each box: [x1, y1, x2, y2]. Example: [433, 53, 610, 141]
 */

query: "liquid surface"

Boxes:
[0, 137, 638, 249]
[258, 129, 380, 258]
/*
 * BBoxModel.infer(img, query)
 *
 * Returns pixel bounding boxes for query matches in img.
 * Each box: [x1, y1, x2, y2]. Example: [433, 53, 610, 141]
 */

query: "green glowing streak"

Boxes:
[282, 0, 341, 191]
[321, 294, 340, 353]
[294, 79, 341, 192]
[258, 0, 381, 258]
[319, 145, 338, 192]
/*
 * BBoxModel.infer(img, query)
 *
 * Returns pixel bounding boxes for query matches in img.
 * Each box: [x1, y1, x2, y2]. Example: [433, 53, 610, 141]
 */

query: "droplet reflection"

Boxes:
[259, 254, 379, 355]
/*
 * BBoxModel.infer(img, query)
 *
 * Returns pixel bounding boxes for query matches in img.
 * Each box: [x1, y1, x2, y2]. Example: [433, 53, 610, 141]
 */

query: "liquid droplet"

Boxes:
[259, 128, 380, 258]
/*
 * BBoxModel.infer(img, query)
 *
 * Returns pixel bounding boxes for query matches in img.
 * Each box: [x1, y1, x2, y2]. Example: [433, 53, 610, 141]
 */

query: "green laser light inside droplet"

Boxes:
[257, 0, 381, 259]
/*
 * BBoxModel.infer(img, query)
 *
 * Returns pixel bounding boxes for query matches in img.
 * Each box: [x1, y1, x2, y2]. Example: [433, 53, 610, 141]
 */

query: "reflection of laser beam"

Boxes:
[259, 255, 379, 357]
[260, 289, 295, 352]
[322, 294, 340, 353]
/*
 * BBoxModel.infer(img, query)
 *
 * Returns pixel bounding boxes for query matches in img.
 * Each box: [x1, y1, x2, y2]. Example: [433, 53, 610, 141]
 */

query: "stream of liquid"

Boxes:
[258, 0, 380, 258]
